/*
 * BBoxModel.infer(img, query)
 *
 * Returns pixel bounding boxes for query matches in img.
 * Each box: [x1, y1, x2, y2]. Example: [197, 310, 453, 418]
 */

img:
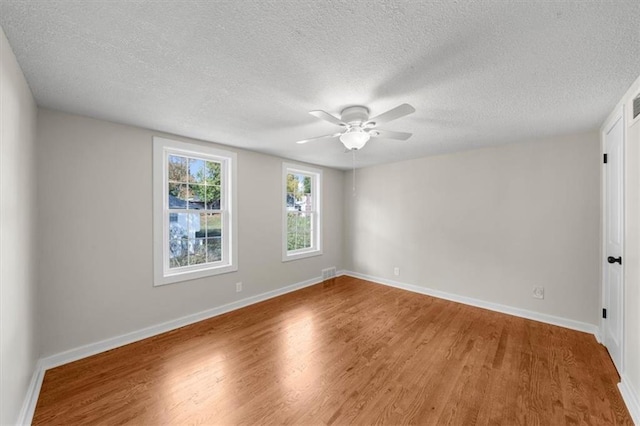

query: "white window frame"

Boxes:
[282, 162, 322, 262]
[153, 137, 237, 286]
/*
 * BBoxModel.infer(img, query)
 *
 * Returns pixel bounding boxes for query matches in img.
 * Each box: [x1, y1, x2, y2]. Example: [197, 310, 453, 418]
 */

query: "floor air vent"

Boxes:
[322, 267, 336, 280]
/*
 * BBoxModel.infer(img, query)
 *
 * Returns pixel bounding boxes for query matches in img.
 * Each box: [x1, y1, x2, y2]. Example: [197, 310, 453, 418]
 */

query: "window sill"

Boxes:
[282, 249, 322, 263]
[154, 263, 238, 287]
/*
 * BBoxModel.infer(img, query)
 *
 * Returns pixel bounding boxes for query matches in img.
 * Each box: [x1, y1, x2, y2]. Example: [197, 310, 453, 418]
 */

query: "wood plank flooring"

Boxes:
[33, 276, 632, 425]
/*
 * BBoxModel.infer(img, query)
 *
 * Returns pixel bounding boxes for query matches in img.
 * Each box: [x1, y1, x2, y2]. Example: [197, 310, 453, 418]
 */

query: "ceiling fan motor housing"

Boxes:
[341, 106, 369, 125]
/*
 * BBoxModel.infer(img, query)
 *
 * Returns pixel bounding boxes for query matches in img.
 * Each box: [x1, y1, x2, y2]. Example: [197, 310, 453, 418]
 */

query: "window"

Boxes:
[153, 137, 237, 286]
[282, 163, 322, 261]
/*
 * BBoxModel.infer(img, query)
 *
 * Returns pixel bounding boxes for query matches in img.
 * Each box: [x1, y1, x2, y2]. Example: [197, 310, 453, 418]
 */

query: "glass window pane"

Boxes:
[168, 183, 188, 209]
[286, 192, 296, 209]
[302, 217, 311, 249]
[287, 212, 297, 251]
[200, 213, 221, 238]
[287, 174, 301, 203]
[185, 212, 201, 239]
[295, 174, 304, 203]
[189, 239, 207, 265]
[168, 213, 190, 241]
[169, 238, 188, 268]
[206, 185, 221, 210]
[205, 161, 221, 185]
[188, 184, 205, 209]
[207, 237, 222, 262]
[189, 158, 205, 184]
[300, 195, 312, 212]
[195, 213, 206, 238]
[168, 155, 187, 182]
[303, 175, 312, 195]
[286, 212, 312, 251]
[296, 230, 305, 250]
[302, 214, 312, 249]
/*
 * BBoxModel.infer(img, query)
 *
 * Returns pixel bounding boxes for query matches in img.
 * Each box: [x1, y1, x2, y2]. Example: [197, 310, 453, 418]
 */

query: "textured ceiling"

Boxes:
[1, 1, 639, 170]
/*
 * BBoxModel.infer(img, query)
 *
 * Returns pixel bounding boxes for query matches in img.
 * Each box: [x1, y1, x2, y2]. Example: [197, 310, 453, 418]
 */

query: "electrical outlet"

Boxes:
[532, 286, 544, 299]
[236, 282, 243, 293]
[393, 267, 400, 276]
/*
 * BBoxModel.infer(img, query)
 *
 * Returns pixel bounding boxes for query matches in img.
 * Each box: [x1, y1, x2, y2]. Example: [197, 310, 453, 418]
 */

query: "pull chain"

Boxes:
[352, 149, 356, 196]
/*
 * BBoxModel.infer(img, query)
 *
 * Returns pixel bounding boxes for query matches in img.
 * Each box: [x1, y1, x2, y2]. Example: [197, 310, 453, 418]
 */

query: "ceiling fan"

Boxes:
[296, 103, 416, 150]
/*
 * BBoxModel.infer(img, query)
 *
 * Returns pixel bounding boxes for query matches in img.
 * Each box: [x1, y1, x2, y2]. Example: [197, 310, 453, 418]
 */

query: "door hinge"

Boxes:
[602, 308, 607, 319]
[603, 153, 608, 164]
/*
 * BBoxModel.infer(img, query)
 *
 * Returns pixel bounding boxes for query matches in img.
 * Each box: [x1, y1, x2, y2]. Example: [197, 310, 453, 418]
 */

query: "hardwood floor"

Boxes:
[33, 276, 632, 425]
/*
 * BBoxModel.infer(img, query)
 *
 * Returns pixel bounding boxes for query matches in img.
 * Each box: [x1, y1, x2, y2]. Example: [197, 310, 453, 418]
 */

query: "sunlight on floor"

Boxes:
[162, 350, 231, 423]
[280, 310, 318, 395]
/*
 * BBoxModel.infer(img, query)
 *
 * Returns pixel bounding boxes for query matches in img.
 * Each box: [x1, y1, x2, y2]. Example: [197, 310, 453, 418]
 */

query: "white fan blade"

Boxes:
[309, 110, 347, 127]
[369, 129, 412, 141]
[296, 132, 343, 144]
[366, 103, 415, 126]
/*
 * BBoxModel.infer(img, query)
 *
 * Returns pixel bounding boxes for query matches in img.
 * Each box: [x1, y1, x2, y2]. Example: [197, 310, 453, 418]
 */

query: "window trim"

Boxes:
[282, 162, 322, 262]
[153, 137, 237, 286]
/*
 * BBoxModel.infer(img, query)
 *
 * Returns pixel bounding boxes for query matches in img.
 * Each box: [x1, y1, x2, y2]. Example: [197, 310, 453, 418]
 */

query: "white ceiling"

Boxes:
[1, 1, 639, 170]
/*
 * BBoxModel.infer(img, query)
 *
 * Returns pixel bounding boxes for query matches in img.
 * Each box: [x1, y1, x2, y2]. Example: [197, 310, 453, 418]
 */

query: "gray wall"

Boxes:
[344, 133, 601, 325]
[0, 27, 39, 425]
[36, 109, 344, 357]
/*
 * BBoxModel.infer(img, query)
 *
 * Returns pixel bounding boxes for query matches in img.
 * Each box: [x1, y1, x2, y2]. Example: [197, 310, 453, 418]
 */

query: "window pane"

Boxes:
[301, 214, 312, 249]
[168, 183, 188, 209]
[287, 173, 302, 203]
[296, 213, 311, 250]
[189, 239, 207, 265]
[169, 238, 188, 268]
[169, 213, 190, 241]
[287, 212, 312, 251]
[197, 213, 221, 238]
[189, 158, 205, 184]
[205, 161, 221, 185]
[303, 175, 311, 194]
[301, 213, 312, 248]
[287, 212, 297, 250]
[188, 184, 205, 210]
[286, 173, 314, 214]
[168, 155, 187, 182]
[205, 185, 221, 210]
[300, 195, 312, 212]
[286, 192, 296, 209]
[207, 237, 222, 262]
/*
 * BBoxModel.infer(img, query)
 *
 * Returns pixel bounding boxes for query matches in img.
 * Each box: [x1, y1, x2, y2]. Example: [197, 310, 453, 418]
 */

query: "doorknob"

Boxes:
[608, 256, 622, 265]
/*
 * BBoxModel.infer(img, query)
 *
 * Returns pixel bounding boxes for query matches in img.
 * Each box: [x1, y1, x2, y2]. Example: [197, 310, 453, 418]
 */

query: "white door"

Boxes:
[603, 110, 624, 373]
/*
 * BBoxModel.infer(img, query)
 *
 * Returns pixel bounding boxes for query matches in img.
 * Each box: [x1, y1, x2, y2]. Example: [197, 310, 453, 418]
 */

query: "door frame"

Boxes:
[601, 105, 625, 373]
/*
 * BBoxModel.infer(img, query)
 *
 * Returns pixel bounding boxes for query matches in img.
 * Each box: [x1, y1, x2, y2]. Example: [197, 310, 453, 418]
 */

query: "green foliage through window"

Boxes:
[286, 171, 314, 252]
[287, 213, 312, 251]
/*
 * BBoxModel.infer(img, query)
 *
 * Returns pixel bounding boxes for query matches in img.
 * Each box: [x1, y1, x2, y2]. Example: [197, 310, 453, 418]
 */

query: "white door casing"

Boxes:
[602, 107, 624, 374]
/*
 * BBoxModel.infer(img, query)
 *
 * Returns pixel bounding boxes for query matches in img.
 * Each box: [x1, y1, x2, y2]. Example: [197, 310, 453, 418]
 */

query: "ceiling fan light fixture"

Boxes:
[340, 129, 370, 150]
[300, 103, 414, 150]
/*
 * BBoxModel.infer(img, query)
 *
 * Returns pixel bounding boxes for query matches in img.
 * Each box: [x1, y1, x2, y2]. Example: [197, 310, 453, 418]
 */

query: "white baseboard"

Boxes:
[619, 376, 640, 425]
[40, 274, 325, 370]
[16, 359, 45, 426]
[341, 271, 600, 338]
[21, 274, 325, 425]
